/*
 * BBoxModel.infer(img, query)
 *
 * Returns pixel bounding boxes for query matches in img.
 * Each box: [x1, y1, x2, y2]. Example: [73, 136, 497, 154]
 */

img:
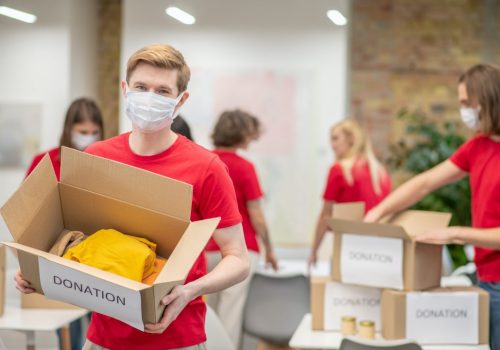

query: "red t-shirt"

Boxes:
[323, 158, 391, 212]
[450, 135, 500, 282]
[206, 150, 263, 253]
[26, 147, 61, 180]
[84, 133, 242, 350]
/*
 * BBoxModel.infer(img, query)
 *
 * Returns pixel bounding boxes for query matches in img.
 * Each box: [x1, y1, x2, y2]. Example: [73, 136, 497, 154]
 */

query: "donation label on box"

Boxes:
[39, 257, 144, 330]
[406, 292, 479, 344]
[340, 234, 403, 289]
[323, 281, 381, 331]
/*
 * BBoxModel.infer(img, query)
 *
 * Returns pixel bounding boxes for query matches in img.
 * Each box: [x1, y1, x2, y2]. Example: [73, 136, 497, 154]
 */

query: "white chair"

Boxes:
[205, 304, 235, 350]
[339, 338, 422, 350]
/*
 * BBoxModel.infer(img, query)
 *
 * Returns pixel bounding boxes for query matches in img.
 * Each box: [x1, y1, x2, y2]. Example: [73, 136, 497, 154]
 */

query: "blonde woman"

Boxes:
[309, 119, 391, 266]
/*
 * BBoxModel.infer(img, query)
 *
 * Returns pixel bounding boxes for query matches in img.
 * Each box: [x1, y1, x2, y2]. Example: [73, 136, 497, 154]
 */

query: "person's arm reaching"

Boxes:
[365, 160, 467, 222]
[308, 201, 334, 266]
[247, 199, 278, 271]
[145, 223, 249, 333]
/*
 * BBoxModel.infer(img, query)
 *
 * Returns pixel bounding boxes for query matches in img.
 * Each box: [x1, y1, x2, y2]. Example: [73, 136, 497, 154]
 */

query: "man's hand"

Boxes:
[265, 251, 279, 271]
[415, 227, 462, 245]
[144, 284, 195, 334]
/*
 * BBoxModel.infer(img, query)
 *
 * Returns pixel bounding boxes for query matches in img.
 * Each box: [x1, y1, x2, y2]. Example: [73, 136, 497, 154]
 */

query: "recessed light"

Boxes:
[0, 6, 37, 24]
[327, 10, 347, 26]
[165, 6, 195, 25]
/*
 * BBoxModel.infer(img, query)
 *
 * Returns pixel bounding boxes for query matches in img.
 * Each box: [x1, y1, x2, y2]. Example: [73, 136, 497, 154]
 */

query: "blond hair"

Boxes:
[332, 119, 385, 195]
[459, 64, 500, 135]
[126, 44, 191, 94]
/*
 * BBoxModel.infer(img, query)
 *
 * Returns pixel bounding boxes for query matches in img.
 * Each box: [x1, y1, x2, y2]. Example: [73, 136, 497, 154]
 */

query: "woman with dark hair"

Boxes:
[26, 97, 104, 180]
[25, 97, 104, 350]
[205, 109, 278, 349]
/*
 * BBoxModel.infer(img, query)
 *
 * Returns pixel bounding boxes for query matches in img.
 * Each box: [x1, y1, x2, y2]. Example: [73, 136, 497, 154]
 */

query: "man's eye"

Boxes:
[135, 86, 146, 91]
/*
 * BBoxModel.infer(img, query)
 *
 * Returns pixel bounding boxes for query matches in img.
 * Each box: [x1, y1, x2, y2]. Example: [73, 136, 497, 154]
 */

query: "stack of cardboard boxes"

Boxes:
[311, 202, 489, 345]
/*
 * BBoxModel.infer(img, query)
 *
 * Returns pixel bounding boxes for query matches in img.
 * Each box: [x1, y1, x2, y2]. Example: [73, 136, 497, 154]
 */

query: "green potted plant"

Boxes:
[387, 109, 471, 269]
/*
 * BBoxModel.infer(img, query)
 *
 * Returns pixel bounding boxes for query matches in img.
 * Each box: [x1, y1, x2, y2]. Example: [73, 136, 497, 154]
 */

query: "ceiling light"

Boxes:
[165, 6, 195, 25]
[327, 10, 347, 26]
[0, 6, 37, 24]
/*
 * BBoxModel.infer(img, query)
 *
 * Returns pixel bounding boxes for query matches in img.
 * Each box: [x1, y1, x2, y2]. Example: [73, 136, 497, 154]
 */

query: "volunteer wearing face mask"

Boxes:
[26, 97, 104, 180]
[16, 44, 249, 350]
[24, 97, 103, 350]
[365, 64, 500, 349]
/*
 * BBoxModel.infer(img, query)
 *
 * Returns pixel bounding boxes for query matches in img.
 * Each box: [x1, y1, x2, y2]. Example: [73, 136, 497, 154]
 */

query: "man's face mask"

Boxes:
[460, 106, 480, 130]
[125, 88, 185, 133]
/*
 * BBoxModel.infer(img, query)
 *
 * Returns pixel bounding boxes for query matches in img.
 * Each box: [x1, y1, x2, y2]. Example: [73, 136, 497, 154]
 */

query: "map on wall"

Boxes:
[181, 68, 318, 244]
[0, 103, 41, 169]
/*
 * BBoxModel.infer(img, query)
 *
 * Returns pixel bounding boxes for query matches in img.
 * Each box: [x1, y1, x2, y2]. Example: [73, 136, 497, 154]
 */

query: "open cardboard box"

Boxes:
[328, 203, 451, 291]
[0, 147, 219, 330]
[381, 287, 489, 344]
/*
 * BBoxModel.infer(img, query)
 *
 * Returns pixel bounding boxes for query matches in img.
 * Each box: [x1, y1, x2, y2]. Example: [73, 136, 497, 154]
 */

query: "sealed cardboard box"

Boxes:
[381, 287, 489, 344]
[0, 147, 219, 331]
[311, 276, 381, 331]
[328, 203, 451, 291]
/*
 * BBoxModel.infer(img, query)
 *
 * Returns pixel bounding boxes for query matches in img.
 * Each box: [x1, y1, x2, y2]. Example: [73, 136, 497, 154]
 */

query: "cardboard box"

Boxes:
[328, 203, 451, 291]
[0, 245, 5, 316]
[311, 276, 381, 331]
[381, 287, 489, 344]
[21, 293, 81, 309]
[0, 147, 220, 331]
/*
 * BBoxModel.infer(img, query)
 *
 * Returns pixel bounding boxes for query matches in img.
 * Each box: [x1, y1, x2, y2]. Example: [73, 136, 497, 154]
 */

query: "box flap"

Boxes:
[332, 202, 365, 220]
[155, 218, 220, 284]
[327, 218, 409, 240]
[1, 155, 63, 246]
[385, 210, 452, 238]
[60, 147, 192, 221]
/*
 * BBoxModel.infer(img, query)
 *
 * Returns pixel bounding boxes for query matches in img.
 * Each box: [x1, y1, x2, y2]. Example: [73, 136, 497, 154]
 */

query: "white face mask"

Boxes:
[460, 106, 481, 130]
[72, 132, 99, 151]
[125, 89, 185, 133]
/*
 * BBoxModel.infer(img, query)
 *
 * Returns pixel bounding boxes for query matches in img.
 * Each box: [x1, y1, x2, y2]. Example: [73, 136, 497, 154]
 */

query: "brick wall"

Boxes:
[97, 0, 122, 139]
[350, 0, 500, 162]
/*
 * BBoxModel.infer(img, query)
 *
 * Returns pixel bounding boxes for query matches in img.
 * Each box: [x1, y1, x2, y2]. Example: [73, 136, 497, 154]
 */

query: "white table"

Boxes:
[0, 305, 88, 350]
[289, 314, 490, 350]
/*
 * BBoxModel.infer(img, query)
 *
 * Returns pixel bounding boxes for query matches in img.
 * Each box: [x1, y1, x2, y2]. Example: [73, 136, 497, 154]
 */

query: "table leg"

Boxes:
[26, 330, 35, 350]
[60, 326, 71, 350]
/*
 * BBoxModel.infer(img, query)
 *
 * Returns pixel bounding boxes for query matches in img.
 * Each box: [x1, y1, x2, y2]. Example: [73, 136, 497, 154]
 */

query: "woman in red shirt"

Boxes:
[26, 98, 104, 181]
[365, 64, 500, 349]
[309, 119, 391, 266]
[25, 97, 103, 350]
[206, 109, 278, 348]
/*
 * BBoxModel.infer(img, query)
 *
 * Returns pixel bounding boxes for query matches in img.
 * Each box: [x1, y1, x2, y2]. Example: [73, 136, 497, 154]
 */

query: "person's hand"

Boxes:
[144, 284, 194, 334]
[415, 227, 461, 245]
[308, 252, 317, 270]
[364, 208, 383, 223]
[15, 270, 35, 294]
[265, 251, 279, 271]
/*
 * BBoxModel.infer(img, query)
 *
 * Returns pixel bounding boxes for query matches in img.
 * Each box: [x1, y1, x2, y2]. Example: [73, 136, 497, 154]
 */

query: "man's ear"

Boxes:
[177, 91, 190, 108]
[121, 80, 128, 98]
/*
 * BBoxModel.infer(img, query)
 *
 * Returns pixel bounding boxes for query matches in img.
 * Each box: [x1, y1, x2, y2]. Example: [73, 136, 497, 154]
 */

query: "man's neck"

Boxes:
[129, 127, 178, 156]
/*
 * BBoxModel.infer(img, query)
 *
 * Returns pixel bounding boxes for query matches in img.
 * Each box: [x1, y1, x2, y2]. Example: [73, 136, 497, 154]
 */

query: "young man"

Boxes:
[15, 44, 250, 350]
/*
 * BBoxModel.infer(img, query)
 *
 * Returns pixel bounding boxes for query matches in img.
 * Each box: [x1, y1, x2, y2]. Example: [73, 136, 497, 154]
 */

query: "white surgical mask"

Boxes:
[72, 132, 99, 151]
[125, 89, 184, 133]
[460, 106, 480, 130]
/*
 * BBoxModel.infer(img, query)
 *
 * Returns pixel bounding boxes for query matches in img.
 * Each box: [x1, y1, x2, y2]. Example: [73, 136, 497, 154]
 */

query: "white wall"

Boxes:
[122, 0, 350, 246]
[0, 0, 99, 277]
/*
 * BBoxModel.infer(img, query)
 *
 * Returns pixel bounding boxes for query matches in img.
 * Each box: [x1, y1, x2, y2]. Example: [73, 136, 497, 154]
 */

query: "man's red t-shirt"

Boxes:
[323, 158, 391, 211]
[450, 135, 500, 282]
[26, 147, 61, 180]
[206, 150, 263, 253]
[84, 133, 242, 350]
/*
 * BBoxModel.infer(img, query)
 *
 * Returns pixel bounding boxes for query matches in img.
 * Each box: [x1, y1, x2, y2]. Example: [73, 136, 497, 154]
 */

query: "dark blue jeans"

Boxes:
[479, 282, 500, 350]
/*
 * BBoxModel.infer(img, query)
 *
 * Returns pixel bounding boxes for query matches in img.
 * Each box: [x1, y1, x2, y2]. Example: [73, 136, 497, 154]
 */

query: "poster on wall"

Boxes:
[180, 68, 315, 243]
[0, 103, 41, 169]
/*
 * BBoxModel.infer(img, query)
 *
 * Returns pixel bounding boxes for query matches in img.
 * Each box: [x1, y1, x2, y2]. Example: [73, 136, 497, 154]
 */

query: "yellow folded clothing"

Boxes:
[142, 257, 167, 285]
[63, 228, 158, 282]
